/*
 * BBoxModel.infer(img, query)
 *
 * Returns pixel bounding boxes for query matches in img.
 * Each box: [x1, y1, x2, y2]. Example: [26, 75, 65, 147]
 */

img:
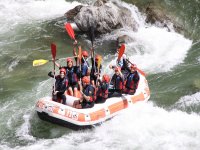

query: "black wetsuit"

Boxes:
[48, 72, 68, 104]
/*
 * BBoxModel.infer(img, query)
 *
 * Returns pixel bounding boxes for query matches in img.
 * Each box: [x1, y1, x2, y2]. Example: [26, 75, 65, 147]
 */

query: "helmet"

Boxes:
[82, 76, 90, 84]
[102, 74, 110, 83]
[95, 55, 101, 61]
[60, 68, 66, 75]
[130, 64, 137, 69]
[82, 51, 89, 57]
[66, 58, 73, 63]
[115, 67, 121, 72]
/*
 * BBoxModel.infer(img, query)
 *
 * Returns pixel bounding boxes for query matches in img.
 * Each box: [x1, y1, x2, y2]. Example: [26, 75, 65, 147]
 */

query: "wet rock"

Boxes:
[65, 0, 138, 33]
[117, 35, 135, 47]
[93, 0, 108, 6]
[65, 5, 83, 21]
[145, 4, 183, 33]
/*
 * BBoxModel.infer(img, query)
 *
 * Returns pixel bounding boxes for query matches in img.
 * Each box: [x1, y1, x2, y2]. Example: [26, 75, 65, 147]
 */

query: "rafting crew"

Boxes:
[73, 76, 96, 109]
[124, 64, 140, 95]
[48, 68, 68, 104]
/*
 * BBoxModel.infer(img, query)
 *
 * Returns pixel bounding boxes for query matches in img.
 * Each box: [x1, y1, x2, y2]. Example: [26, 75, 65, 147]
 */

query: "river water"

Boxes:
[0, 0, 199, 149]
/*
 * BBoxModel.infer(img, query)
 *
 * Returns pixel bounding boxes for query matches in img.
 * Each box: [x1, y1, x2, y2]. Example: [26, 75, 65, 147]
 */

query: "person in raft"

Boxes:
[95, 74, 110, 103]
[73, 76, 95, 109]
[48, 68, 68, 104]
[73, 41, 90, 78]
[124, 64, 140, 95]
[90, 54, 102, 86]
[54, 58, 79, 97]
[109, 67, 124, 97]
[111, 44, 130, 79]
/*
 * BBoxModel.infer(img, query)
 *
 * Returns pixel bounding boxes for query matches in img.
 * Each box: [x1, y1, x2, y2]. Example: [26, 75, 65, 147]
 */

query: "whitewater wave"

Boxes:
[16, 114, 36, 141]
[100, 1, 192, 74]
[2, 102, 199, 150]
[173, 92, 200, 113]
[0, 0, 80, 34]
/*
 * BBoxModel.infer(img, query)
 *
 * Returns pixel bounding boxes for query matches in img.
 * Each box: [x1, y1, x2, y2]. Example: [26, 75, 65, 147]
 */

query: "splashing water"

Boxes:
[0, 0, 81, 34]
[0, 0, 198, 149]
[1, 102, 200, 150]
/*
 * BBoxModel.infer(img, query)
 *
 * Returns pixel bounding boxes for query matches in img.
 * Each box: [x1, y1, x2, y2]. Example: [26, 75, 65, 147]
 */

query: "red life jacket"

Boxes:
[83, 85, 95, 102]
[98, 82, 109, 99]
[113, 74, 123, 90]
[125, 71, 139, 90]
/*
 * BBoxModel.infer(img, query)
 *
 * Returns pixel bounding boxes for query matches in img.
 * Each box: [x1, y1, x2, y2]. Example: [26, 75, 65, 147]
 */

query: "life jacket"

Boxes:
[83, 85, 95, 102]
[66, 67, 78, 85]
[125, 71, 139, 90]
[98, 82, 109, 99]
[113, 74, 123, 90]
[55, 76, 68, 94]
[81, 60, 89, 77]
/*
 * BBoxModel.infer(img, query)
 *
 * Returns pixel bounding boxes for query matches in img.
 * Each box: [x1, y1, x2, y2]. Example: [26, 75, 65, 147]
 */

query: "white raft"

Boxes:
[35, 73, 150, 129]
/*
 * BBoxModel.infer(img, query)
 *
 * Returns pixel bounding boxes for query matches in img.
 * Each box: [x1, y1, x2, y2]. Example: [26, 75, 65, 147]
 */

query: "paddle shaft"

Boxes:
[53, 60, 56, 92]
[51, 43, 56, 93]
[126, 59, 146, 76]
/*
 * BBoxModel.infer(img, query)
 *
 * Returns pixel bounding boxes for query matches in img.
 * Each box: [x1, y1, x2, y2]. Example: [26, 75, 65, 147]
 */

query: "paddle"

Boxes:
[33, 56, 76, 67]
[88, 26, 96, 75]
[117, 44, 146, 76]
[89, 26, 95, 48]
[96, 55, 102, 84]
[97, 56, 102, 71]
[33, 59, 49, 66]
[65, 23, 75, 40]
[78, 46, 82, 79]
[126, 59, 146, 76]
[117, 44, 125, 61]
[51, 43, 56, 93]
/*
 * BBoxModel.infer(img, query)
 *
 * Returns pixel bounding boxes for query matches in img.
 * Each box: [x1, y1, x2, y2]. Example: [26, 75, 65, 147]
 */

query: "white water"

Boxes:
[173, 92, 200, 112]
[102, 1, 192, 74]
[0, 0, 197, 150]
[1, 102, 200, 150]
[0, 0, 80, 34]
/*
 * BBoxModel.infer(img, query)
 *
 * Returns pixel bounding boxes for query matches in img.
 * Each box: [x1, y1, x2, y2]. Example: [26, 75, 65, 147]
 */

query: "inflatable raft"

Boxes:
[35, 73, 150, 130]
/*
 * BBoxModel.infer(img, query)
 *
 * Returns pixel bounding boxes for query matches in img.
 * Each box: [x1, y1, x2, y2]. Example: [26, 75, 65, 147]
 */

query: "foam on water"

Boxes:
[99, 1, 193, 74]
[173, 92, 200, 112]
[126, 27, 192, 73]
[104, 26, 192, 74]
[0, 0, 80, 34]
[0, 0, 196, 149]
[16, 114, 36, 141]
[4, 102, 199, 150]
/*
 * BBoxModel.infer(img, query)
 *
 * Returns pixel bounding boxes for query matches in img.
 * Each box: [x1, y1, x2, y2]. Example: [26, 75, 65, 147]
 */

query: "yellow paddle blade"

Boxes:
[33, 59, 49, 66]
[97, 56, 102, 69]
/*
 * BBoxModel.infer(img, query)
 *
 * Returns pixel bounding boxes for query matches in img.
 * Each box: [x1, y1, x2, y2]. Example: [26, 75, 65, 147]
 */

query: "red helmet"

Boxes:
[60, 68, 66, 75]
[66, 58, 73, 63]
[82, 76, 90, 84]
[130, 64, 137, 69]
[102, 74, 110, 83]
[115, 67, 121, 72]
[82, 51, 89, 57]
[95, 55, 101, 61]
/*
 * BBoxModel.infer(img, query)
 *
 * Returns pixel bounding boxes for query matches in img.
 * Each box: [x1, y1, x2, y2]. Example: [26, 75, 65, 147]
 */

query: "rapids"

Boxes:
[0, 0, 199, 149]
